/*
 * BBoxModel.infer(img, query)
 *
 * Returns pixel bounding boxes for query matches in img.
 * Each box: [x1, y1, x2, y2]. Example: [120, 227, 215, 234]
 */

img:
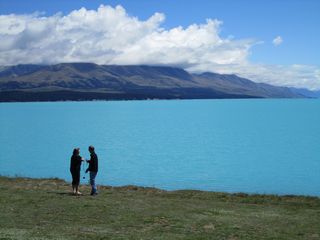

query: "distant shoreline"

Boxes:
[0, 96, 315, 103]
[0, 90, 263, 103]
[2, 91, 314, 103]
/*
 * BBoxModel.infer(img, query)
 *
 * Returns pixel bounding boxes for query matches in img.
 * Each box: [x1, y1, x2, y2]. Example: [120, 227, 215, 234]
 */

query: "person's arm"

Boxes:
[85, 156, 91, 173]
[78, 156, 84, 162]
[86, 154, 94, 163]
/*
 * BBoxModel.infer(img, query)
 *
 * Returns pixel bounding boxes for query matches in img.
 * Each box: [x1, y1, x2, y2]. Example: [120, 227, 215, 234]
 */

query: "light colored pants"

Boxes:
[89, 171, 97, 194]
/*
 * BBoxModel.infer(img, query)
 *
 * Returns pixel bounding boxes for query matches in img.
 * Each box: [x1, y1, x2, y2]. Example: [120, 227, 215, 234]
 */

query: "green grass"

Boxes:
[0, 177, 319, 240]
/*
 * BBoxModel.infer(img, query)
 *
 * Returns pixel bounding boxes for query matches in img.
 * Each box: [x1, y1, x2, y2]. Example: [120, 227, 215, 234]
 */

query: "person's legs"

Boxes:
[75, 185, 82, 195]
[71, 172, 76, 194]
[89, 171, 97, 195]
[75, 171, 81, 195]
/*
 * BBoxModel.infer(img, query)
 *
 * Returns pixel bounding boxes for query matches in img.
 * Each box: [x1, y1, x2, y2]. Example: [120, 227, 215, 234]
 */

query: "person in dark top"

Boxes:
[70, 148, 84, 195]
[86, 145, 98, 195]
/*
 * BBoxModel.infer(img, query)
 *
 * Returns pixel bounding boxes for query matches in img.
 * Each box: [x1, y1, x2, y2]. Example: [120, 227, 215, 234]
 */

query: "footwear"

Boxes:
[76, 191, 82, 195]
[90, 192, 98, 196]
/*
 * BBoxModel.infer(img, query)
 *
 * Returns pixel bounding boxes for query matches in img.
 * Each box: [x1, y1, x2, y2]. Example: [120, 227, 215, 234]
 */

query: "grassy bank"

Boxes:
[0, 177, 319, 240]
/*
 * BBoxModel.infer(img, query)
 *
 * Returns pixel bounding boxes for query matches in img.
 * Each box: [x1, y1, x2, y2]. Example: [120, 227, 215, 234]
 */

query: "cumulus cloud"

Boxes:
[0, 5, 319, 90]
[273, 36, 283, 46]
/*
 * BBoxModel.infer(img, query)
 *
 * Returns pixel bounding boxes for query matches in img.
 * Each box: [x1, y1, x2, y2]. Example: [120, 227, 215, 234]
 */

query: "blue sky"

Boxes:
[0, 0, 319, 89]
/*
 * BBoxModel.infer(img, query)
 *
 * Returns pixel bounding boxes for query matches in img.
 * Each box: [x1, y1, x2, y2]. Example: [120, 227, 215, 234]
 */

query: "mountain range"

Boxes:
[0, 63, 310, 101]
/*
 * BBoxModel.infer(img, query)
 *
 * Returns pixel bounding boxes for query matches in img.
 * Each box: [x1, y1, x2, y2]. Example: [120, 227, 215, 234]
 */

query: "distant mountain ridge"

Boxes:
[289, 87, 320, 98]
[0, 63, 305, 101]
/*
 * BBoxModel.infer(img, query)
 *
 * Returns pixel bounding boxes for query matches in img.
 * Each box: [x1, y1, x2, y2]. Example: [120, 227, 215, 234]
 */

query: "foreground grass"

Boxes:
[0, 177, 319, 240]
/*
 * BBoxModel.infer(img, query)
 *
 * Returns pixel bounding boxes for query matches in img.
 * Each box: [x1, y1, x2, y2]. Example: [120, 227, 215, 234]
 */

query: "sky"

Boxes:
[0, 0, 319, 90]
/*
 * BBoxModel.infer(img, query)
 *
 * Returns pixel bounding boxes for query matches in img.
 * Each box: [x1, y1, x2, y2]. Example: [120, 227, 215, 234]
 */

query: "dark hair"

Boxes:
[89, 145, 95, 152]
[73, 148, 80, 156]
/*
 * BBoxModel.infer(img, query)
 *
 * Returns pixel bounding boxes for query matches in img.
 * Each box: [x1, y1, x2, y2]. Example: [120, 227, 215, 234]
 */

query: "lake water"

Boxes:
[0, 99, 319, 196]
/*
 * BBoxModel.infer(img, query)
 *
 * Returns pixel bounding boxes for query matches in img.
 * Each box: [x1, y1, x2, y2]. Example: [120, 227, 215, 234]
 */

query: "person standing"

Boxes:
[70, 148, 83, 195]
[86, 145, 98, 195]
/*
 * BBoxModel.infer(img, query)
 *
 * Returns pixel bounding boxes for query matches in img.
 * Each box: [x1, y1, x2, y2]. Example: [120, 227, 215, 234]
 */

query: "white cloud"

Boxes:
[273, 36, 283, 46]
[0, 5, 319, 90]
[198, 63, 320, 90]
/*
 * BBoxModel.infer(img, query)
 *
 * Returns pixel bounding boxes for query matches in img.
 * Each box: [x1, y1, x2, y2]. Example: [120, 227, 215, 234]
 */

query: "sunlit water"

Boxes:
[0, 99, 319, 196]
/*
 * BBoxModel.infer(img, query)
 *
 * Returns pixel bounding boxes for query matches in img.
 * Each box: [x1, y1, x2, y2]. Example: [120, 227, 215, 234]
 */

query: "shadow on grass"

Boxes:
[51, 191, 95, 197]
[46, 191, 76, 196]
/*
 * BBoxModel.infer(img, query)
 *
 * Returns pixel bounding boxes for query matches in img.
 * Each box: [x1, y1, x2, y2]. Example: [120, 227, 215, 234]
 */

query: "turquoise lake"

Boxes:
[0, 99, 319, 196]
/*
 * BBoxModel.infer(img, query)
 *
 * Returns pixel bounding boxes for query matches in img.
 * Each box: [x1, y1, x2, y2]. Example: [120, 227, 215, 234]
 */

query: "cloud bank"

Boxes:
[0, 5, 319, 90]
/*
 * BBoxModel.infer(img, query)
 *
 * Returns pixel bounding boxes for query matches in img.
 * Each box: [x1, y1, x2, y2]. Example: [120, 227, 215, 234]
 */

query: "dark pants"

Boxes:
[71, 170, 80, 185]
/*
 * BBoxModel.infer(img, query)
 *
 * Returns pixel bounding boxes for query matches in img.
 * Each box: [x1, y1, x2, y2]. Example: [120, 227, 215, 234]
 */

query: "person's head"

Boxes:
[88, 145, 95, 153]
[73, 148, 80, 156]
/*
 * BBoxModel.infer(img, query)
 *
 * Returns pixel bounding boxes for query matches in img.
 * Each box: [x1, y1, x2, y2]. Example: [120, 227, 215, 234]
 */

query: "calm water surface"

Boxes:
[0, 99, 319, 196]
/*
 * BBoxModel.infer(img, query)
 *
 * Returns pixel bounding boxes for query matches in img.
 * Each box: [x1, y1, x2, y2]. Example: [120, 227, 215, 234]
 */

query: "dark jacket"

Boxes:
[70, 155, 82, 173]
[87, 152, 98, 172]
